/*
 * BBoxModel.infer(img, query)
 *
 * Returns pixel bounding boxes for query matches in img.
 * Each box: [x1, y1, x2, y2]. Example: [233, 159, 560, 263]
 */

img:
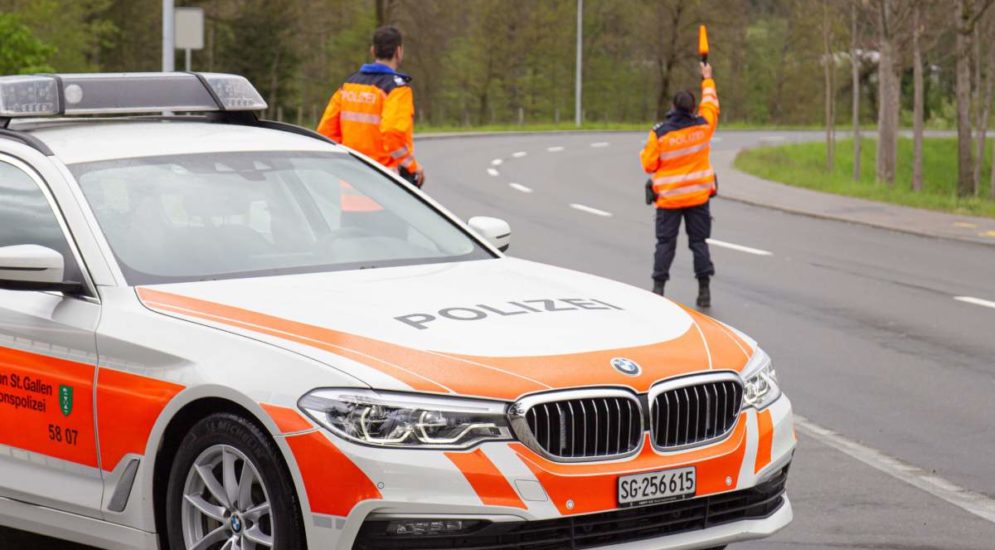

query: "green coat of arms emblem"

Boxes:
[59, 385, 74, 417]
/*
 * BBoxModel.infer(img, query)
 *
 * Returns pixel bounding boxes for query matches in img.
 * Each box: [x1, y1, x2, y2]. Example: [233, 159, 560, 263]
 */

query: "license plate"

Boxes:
[617, 467, 696, 508]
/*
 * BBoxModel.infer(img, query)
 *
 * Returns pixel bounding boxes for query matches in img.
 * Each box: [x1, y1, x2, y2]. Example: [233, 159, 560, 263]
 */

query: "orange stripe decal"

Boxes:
[681, 306, 752, 371]
[96, 368, 184, 471]
[445, 449, 527, 509]
[137, 288, 733, 400]
[0, 346, 98, 467]
[513, 421, 748, 515]
[285, 431, 381, 516]
[754, 409, 774, 474]
[261, 403, 313, 434]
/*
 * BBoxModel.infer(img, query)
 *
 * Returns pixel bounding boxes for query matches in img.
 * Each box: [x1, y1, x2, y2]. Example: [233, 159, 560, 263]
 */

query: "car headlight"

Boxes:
[740, 348, 780, 409]
[299, 389, 512, 449]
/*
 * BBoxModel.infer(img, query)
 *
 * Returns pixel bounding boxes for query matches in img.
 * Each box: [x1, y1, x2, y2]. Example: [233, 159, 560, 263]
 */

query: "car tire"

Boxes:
[165, 412, 305, 550]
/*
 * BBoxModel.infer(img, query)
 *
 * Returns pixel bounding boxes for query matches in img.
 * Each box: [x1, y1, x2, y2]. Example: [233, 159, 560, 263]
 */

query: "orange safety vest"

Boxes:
[639, 77, 719, 209]
[316, 63, 420, 174]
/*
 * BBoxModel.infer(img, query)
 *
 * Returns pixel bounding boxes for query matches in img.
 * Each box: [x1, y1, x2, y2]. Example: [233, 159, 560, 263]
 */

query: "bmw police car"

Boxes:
[0, 73, 794, 549]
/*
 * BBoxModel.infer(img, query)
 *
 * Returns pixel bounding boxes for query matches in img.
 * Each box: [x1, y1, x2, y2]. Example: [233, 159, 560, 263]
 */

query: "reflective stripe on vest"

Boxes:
[659, 142, 709, 161]
[341, 111, 382, 124]
[653, 169, 715, 186]
[657, 181, 714, 197]
[389, 146, 410, 159]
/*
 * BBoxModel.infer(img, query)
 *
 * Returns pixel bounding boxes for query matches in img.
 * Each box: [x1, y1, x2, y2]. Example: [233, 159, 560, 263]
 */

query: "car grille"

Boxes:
[518, 395, 643, 460]
[353, 465, 789, 550]
[651, 379, 743, 449]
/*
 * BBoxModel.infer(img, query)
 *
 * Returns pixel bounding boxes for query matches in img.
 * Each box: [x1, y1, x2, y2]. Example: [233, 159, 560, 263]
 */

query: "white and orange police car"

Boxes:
[0, 73, 794, 550]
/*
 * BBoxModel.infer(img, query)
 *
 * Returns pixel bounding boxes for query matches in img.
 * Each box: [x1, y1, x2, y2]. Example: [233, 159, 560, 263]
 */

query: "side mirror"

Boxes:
[468, 216, 511, 252]
[0, 245, 80, 293]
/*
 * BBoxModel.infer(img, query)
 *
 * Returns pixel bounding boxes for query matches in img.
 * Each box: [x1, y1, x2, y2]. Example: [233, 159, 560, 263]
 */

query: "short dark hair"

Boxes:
[673, 90, 696, 113]
[373, 26, 403, 60]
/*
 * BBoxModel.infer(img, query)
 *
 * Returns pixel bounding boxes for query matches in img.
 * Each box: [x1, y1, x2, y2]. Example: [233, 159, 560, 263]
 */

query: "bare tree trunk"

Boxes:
[852, 0, 861, 181]
[974, 27, 994, 193]
[912, 1, 924, 192]
[824, 0, 836, 172]
[956, 0, 977, 197]
[876, 0, 899, 185]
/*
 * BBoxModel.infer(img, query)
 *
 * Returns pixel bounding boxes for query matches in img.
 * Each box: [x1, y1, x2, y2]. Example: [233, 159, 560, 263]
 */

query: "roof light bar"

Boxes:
[0, 72, 267, 118]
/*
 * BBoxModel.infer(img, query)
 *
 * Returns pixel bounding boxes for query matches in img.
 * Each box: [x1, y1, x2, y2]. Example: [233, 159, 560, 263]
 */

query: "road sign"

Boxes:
[174, 7, 204, 72]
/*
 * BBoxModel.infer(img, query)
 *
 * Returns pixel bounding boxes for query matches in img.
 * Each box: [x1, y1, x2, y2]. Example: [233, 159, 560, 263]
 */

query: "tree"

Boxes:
[0, 13, 55, 74]
[851, 0, 862, 181]
[954, 0, 994, 197]
[823, 0, 836, 171]
[911, 1, 924, 191]
[873, 0, 911, 185]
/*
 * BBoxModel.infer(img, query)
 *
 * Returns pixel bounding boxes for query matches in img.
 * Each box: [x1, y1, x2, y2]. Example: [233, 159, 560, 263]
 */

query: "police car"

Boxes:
[0, 73, 794, 549]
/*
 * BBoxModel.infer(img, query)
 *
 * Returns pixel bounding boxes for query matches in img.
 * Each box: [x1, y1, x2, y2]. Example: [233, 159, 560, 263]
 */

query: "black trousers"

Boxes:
[653, 202, 715, 282]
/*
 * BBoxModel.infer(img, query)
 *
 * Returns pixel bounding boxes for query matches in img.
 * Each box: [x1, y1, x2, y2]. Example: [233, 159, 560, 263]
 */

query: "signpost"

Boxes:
[174, 7, 205, 72]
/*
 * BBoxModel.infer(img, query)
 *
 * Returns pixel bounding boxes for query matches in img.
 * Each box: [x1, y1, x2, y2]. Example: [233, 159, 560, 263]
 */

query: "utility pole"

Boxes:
[575, 0, 583, 128]
[162, 0, 175, 72]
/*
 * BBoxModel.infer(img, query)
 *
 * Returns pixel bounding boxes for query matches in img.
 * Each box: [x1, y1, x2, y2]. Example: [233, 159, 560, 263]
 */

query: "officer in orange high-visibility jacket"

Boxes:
[317, 26, 425, 187]
[640, 62, 718, 307]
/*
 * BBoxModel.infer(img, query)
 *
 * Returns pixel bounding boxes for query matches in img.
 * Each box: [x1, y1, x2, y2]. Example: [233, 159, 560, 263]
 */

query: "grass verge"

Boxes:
[734, 137, 995, 219]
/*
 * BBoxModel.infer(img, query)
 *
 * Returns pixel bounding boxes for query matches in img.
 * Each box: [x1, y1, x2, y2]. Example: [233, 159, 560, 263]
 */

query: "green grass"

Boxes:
[734, 137, 995, 219]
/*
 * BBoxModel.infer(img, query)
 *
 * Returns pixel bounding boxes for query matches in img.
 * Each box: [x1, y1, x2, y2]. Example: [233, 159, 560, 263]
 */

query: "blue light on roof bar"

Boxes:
[0, 72, 267, 118]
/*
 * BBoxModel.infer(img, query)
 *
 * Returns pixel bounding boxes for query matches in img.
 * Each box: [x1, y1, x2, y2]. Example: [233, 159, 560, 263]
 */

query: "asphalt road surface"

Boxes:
[7, 130, 995, 549]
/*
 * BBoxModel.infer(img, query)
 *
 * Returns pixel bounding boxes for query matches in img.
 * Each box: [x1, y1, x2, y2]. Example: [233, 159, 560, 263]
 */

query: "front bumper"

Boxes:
[291, 395, 795, 549]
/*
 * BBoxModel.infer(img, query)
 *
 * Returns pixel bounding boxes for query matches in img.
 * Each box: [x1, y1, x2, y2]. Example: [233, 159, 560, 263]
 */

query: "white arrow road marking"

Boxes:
[954, 296, 995, 309]
[509, 183, 533, 193]
[486, 168, 499, 177]
[570, 203, 612, 217]
[706, 239, 773, 256]
[590, 141, 610, 148]
[491, 158, 503, 166]
[512, 151, 528, 158]
[795, 415, 995, 525]
[547, 146, 565, 152]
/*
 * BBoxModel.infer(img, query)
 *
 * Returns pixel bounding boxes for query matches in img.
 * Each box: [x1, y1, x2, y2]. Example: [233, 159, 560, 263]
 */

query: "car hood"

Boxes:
[137, 258, 754, 401]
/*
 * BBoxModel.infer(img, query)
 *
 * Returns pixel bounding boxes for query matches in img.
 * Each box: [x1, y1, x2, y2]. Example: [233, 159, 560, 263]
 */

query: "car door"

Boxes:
[0, 157, 103, 517]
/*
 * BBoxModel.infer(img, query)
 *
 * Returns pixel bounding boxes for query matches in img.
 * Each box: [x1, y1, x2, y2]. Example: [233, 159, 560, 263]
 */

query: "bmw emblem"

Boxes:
[611, 357, 641, 376]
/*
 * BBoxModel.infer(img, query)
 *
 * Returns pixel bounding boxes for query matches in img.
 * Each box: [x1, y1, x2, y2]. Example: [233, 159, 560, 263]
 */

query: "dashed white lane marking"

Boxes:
[486, 168, 499, 177]
[509, 183, 533, 193]
[706, 239, 773, 256]
[954, 296, 995, 310]
[570, 203, 612, 217]
[795, 415, 995, 525]
[590, 141, 610, 148]
[547, 146, 565, 152]
[491, 158, 503, 166]
[760, 136, 785, 143]
[712, 137, 723, 143]
[512, 151, 527, 158]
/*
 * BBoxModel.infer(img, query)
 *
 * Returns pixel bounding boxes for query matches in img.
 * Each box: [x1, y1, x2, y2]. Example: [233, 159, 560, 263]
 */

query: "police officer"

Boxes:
[640, 62, 718, 307]
[317, 26, 425, 187]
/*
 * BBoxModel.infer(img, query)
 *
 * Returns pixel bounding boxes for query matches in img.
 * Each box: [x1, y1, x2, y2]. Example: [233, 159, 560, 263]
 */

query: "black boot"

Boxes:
[652, 280, 665, 296]
[696, 277, 711, 308]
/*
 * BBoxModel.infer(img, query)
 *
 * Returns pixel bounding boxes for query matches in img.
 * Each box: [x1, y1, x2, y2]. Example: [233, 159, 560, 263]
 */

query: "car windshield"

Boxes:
[71, 151, 490, 285]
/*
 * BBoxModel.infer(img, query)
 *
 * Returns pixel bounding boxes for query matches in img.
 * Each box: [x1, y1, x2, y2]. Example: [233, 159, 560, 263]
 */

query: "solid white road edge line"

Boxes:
[706, 239, 773, 256]
[491, 158, 503, 166]
[509, 183, 533, 193]
[570, 203, 612, 217]
[590, 141, 610, 148]
[954, 296, 995, 309]
[486, 168, 499, 177]
[547, 146, 565, 152]
[512, 151, 527, 158]
[795, 415, 995, 525]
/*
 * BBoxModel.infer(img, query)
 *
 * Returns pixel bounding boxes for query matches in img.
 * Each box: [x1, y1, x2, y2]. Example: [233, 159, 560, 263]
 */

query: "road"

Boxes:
[7, 130, 995, 549]
[414, 130, 995, 548]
